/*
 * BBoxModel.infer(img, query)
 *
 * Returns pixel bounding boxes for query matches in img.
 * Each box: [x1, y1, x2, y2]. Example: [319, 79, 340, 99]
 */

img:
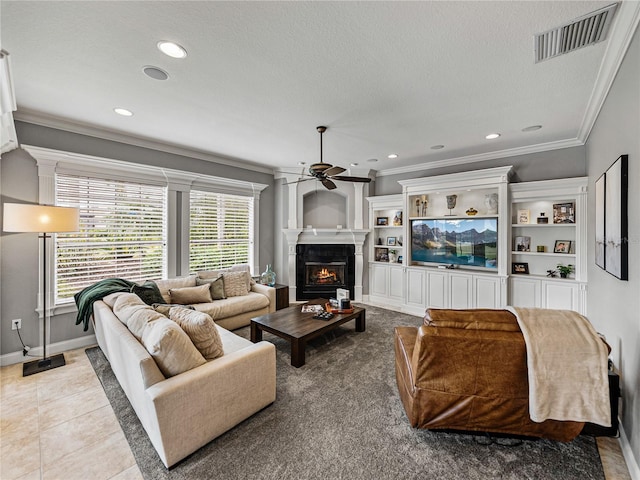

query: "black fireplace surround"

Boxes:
[296, 244, 355, 301]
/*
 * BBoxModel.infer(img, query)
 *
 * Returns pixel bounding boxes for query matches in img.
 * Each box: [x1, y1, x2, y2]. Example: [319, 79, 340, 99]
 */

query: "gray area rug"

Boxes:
[86, 304, 605, 480]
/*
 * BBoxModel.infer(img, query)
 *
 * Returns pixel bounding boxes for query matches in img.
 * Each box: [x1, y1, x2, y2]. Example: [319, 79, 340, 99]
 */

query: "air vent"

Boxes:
[534, 3, 618, 63]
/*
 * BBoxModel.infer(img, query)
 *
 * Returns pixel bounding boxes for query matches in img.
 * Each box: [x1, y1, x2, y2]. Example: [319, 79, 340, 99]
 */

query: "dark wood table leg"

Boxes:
[250, 322, 263, 343]
[355, 310, 366, 332]
[291, 338, 306, 367]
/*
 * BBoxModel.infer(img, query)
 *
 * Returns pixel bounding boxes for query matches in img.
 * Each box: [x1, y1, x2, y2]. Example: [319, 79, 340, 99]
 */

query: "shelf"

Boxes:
[512, 223, 576, 228]
[511, 273, 578, 281]
[375, 245, 403, 249]
[410, 214, 498, 220]
[511, 251, 575, 257]
[373, 225, 403, 229]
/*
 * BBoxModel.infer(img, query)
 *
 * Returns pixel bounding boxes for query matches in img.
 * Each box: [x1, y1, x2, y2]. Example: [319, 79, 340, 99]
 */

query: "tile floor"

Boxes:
[0, 347, 632, 480]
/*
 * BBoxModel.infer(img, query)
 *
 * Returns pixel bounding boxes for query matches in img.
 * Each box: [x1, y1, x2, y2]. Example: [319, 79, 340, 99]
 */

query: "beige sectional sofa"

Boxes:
[92, 287, 277, 467]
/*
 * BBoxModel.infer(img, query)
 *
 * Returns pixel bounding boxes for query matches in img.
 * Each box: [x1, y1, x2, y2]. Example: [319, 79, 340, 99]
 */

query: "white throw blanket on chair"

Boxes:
[507, 307, 611, 426]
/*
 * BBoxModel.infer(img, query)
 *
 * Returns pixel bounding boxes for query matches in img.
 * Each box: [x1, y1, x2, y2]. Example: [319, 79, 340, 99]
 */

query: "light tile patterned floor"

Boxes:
[0, 347, 632, 479]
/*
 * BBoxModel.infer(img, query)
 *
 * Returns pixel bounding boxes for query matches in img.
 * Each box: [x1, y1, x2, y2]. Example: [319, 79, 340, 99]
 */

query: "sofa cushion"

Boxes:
[222, 271, 251, 297]
[110, 293, 166, 339]
[196, 276, 226, 300]
[154, 276, 197, 303]
[193, 291, 269, 320]
[216, 324, 255, 354]
[169, 284, 213, 304]
[169, 307, 224, 360]
[141, 317, 206, 377]
[153, 304, 195, 317]
[424, 308, 520, 332]
[130, 280, 165, 305]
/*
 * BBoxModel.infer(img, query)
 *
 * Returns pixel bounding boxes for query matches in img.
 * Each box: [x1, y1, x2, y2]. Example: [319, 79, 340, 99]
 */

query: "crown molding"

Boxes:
[376, 138, 583, 177]
[578, 0, 640, 143]
[14, 109, 274, 175]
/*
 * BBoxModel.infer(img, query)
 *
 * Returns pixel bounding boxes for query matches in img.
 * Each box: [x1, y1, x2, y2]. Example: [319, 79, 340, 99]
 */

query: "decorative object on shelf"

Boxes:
[393, 211, 403, 226]
[387, 236, 397, 246]
[420, 195, 428, 216]
[553, 202, 575, 224]
[536, 245, 546, 253]
[260, 264, 277, 286]
[514, 236, 531, 252]
[377, 237, 383, 245]
[546, 269, 558, 278]
[595, 154, 628, 280]
[484, 193, 498, 214]
[376, 216, 388, 226]
[388, 250, 398, 263]
[556, 263, 574, 278]
[517, 209, 530, 224]
[553, 240, 572, 254]
[537, 212, 549, 224]
[397, 255, 403, 263]
[512, 262, 529, 274]
[465, 207, 478, 216]
[397, 236, 403, 246]
[445, 195, 457, 216]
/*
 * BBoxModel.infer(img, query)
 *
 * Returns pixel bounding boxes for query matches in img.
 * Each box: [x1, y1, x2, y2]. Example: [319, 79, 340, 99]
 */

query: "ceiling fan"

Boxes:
[289, 126, 372, 190]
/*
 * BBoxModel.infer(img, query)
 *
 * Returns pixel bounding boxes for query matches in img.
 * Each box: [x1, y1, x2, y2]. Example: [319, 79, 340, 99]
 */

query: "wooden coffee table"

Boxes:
[250, 298, 365, 367]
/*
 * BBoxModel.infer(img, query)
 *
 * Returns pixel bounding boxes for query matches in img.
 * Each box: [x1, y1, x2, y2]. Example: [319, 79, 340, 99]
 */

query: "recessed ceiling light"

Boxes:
[350, 163, 358, 167]
[157, 41, 187, 59]
[430, 145, 445, 150]
[387, 154, 398, 159]
[114, 108, 133, 117]
[143, 66, 169, 80]
[367, 158, 378, 163]
[522, 125, 542, 132]
[485, 133, 501, 140]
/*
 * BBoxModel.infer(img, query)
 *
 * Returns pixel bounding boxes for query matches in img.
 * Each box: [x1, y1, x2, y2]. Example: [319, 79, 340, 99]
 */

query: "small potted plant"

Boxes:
[556, 263, 574, 278]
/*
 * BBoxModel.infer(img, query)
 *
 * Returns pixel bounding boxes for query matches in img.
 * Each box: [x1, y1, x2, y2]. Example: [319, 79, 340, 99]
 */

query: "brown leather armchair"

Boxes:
[394, 308, 584, 441]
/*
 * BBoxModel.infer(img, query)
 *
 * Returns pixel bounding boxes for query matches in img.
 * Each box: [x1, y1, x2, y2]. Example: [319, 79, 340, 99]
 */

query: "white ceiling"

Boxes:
[1, 1, 637, 175]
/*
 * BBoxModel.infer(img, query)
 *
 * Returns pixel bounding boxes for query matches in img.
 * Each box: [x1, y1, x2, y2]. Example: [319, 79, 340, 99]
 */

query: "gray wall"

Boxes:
[1, 122, 275, 357]
[374, 146, 586, 195]
[585, 27, 640, 472]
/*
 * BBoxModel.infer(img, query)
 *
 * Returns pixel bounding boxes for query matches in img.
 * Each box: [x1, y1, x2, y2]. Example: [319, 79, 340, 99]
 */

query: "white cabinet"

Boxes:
[449, 273, 473, 309]
[368, 263, 405, 308]
[510, 276, 581, 312]
[406, 267, 426, 309]
[474, 275, 502, 309]
[388, 265, 405, 302]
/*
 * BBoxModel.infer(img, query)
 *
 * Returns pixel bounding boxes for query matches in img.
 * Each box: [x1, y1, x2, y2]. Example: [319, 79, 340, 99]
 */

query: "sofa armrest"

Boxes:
[251, 283, 276, 313]
[144, 341, 276, 467]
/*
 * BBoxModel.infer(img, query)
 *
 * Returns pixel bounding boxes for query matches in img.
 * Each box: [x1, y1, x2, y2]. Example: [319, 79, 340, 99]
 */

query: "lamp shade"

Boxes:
[3, 203, 79, 233]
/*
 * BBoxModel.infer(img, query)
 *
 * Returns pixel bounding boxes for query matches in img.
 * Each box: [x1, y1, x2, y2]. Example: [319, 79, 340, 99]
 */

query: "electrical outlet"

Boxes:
[12, 319, 22, 330]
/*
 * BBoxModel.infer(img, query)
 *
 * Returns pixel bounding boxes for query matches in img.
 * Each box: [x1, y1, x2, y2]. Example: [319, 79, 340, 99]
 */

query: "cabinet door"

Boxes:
[543, 281, 579, 311]
[509, 277, 541, 308]
[370, 264, 389, 298]
[450, 273, 472, 309]
[388, 265, 404, 301]
[426, 271, 447, 308]
[475, 276, 501, 308]
[406, 268, 425, 307]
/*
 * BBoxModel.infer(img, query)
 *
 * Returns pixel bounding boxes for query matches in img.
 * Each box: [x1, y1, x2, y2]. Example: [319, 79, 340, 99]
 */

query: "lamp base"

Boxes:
[23, 353, 66, 377]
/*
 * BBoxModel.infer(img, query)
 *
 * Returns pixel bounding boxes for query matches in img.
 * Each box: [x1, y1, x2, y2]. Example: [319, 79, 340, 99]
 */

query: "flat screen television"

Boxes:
[410, 217, 498, 270]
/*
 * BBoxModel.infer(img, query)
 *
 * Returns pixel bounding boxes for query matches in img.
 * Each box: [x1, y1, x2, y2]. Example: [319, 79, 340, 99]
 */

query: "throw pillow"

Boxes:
[153, 303, 195, 317]
[168, 284, 213, 304]
[169, 307, 224, 360]
[141, 317, 206, 377]
[196, 276, 226, 300]
[230, 264, 257, 286]
[222, 271, 251, 297]
[130, 281, 165, 306]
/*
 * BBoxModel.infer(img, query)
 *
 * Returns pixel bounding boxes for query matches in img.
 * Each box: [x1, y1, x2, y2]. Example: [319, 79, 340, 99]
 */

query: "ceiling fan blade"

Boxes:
[323, 166, 346, 177]
[331, 175, 372, 183]
[322, 178, 337, 190]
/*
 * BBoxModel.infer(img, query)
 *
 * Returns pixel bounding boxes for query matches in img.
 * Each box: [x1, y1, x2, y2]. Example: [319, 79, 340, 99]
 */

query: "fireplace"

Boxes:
[296, 244, 355, 300]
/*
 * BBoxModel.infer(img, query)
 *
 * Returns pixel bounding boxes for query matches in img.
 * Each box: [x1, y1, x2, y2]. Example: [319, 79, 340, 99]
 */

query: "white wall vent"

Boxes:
[534, 3, 618, 63]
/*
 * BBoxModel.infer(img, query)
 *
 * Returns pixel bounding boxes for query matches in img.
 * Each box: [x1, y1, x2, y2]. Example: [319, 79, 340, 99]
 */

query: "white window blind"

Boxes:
[189, 190, 253, 272]
[55, 173, 167, 303]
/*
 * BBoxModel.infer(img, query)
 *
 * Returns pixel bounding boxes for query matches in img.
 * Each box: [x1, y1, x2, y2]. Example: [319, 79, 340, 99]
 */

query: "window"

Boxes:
[55, 173, 167, 303]
[189, 189, 253, 272]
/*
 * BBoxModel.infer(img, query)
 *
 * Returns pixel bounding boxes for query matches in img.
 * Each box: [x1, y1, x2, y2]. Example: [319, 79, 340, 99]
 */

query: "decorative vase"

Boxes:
[388, 251, 397, 263]
[260, 264, 276, 287]
[484, 193, 498, 214]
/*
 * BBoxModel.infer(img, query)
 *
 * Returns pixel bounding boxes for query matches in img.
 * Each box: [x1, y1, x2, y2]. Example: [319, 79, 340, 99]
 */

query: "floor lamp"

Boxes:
[3, 203, 80, 376]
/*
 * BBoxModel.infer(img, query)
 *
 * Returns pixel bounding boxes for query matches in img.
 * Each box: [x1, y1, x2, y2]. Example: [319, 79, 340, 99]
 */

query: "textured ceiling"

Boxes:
[0, 1, 633, 174]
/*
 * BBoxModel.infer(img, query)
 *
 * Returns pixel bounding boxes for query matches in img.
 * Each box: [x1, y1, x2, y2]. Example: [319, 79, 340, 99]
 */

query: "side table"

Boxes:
[273, 283, 289, 310]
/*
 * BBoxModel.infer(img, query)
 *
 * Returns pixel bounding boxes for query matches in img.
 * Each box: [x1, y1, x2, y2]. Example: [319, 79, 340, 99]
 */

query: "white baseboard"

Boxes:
[619, 421, 640, 480]
[0, 334, 97, 367]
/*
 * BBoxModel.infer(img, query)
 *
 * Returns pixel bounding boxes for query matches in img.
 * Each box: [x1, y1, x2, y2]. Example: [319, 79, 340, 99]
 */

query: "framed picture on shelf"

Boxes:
[517, 209, 530, 224]
[553, 202, 575, 224]
[512, 262, 529, 274]
[376, 217, 388, 226]
[387, 236, 397, 246]
[375, 247, 388, 262]
[554, 240, 572, 254]
[514, 236, 531, 252]
[393, 211, 403, 226]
